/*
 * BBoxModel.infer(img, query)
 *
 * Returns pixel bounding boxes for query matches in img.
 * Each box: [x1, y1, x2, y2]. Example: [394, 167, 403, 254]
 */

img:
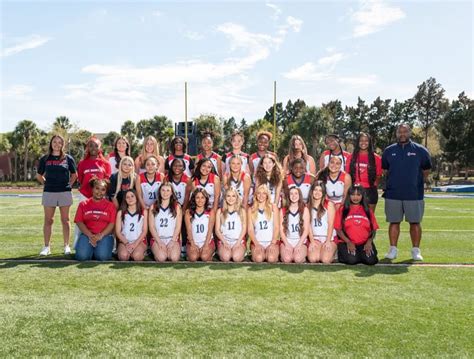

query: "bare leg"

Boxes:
[389, 223, 400, 247]
[117, 243, 131, 261]
[43, 206, 56, 247]
[293, 244, 307, 263]
[307, 241, 322, 263]
[231, 244, 246, 262]
[187, 244, 200, 262]
[251, 245, 265, 263]
[131, 242, 147, 261]
[409, 223, 422, 247]
[320, 241, 337, 264]
[201, 243, 215, 262]
[167, 241, 181, 262]
[59, 206, 71, 246]
[266, 243, 280, 263]
[218, 245, 232, 262]
[280, 244, 294, 263]
[152, 242, 168, 262]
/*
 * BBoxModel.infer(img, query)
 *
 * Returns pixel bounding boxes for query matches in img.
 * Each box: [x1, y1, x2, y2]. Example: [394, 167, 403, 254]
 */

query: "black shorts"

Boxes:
[364, 187, 379, 205]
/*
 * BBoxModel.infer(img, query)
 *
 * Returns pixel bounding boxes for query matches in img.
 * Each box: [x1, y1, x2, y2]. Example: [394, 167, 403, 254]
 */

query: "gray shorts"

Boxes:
[385, 198, 425, 223]
[42, 191, 73, 207]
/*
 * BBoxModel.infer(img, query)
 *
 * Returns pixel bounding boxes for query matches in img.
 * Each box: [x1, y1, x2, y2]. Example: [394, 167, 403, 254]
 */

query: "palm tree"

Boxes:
[54, 116, 72, 132]
[14, 120, 40, 181]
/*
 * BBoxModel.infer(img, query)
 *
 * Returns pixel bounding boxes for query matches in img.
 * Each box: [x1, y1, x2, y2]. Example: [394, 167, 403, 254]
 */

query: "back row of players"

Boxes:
[38, 130, 382, 265]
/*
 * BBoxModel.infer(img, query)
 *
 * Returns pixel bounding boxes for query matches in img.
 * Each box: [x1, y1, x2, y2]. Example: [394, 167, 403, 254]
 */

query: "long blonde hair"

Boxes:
[288, 135, 309, 164]
[115, 156, 136, 197]
[140, 136, 160, 166]
[221, 187, 245, 224]
[251, 184, 273, 222]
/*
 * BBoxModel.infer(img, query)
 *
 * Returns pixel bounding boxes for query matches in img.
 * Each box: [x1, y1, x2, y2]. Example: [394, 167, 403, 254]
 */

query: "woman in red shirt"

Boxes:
[74, 178, 116, 261]
[346, 132, 382, 211]
[334, 184, 379, 265]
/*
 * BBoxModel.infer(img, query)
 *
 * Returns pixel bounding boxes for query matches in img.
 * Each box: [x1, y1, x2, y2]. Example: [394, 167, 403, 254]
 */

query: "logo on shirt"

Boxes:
[407, 152, 417, 156]
[391, 153, 396, 156]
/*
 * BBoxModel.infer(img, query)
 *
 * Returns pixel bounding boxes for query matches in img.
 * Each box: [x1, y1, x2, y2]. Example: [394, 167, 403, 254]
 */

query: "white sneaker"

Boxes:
[64, 245, 72, 255]
[412, 247, 423, 261]
[385, 246, 398, 260]
[39, 246, 51, 256]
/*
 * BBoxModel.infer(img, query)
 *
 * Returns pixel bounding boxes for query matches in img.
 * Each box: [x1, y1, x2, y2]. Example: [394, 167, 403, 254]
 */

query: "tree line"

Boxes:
[1, 77, 472, 182]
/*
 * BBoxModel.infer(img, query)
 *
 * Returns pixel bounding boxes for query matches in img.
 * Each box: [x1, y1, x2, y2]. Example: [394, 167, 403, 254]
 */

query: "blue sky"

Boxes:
[1, 0, 472, 133]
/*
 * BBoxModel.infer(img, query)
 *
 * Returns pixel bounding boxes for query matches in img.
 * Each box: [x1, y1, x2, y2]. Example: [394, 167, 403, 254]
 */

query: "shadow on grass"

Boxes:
[0, 256, 409, 276]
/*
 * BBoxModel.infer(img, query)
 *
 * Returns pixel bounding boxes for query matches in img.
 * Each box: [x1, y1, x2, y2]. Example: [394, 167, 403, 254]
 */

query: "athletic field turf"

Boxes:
[0, 195, 473, 357]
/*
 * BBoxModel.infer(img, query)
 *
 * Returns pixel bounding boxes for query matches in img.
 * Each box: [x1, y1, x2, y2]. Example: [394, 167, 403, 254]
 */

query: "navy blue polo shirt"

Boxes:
[382, 141, 432, 200]
[38, 154, 77, 192]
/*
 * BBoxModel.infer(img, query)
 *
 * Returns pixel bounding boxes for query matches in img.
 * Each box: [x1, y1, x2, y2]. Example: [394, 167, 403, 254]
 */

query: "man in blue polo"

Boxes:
[382, 124, 432, 261]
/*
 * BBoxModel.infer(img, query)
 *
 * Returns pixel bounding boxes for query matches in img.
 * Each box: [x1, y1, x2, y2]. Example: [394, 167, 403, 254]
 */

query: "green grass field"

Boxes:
[0, 194, 473, 357]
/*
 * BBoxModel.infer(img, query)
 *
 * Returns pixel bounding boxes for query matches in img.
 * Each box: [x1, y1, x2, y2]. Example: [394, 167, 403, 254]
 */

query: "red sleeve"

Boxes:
[104, 161, 112, 178]
[334, 207, 343, 230]
[108, 202, 117, 224]
[74, 202, 85, 223]
[370, 209, 379, 230]
[375, 154, 382, 177]
[77, 161, 84, 184]
[345, 154, 352, 173]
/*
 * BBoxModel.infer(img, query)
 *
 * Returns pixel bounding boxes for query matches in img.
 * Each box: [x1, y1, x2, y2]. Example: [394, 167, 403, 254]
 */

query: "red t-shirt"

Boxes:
[74, 198, 116, 234]
[334, 205, 378, 245]
[345, 153, 382, 188]
[77, 158, 112, 198]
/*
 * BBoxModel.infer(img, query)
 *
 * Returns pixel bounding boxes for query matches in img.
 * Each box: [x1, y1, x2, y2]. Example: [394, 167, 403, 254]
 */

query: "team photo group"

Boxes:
[37, 122, 431, 265]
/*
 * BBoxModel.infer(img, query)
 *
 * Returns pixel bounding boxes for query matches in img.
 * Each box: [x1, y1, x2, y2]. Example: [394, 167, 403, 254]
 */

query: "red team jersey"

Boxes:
[166, 154, 194, 177]
[334, 205, 378, 245]
[74, 198, 116, 234]
[286, 173, 312, 203]
[77, 158, 112, 198]
[140, 172, 163, 207]
[345, 153, 382, 188]
[322, 150, 351, 168]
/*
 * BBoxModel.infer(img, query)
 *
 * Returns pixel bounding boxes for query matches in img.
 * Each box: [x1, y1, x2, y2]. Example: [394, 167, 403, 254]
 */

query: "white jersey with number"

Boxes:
[140, 172, 163, 208]
[154, 206, 177, 245]
[194, 173, 217, 207]
[311, 206, 336, 242]
[285, 210, 301, 247]
[326, 171, 346, 204]
[254, 209, 274, 248]
[221, 211, 242, 247]
[166, 174, 189, 206]
[192, 210, 211, 249]
[121, 211, 144, 243]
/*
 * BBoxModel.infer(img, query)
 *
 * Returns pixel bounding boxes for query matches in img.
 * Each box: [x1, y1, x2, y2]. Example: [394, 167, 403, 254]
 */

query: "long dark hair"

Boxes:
[317, 156, 343, 183]
[326, 134, 346, 167]
[192, 158, 213, 181]
[113, 136, 131, 170]
[282, 187, 305, 236]
[189, 187, 210, 218]
[349, 132, 376, 187]
[255, 153, 282, 188]
[48, 134, 66, 160]
[309, 180, 327, 221]
[341, 184, 373, 234]
[170, 136, 187, 154]
[120, 189, 143, 222]
[152, 181, 178, 218]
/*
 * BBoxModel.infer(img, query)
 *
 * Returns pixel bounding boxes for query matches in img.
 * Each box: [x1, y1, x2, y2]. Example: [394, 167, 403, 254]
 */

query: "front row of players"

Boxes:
[75, 177, 379, 265]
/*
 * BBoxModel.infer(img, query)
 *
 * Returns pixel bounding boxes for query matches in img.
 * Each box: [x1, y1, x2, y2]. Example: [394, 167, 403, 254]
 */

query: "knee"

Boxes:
[219, 251, 231, 262]
[201, 251, 213, 262]
[44, 217, 54, 226]
[131, 251, 144, 262]
[252, 252, 264, 263]
[340, 255, 358, 265]
[75, 250, 90, 262]
[118, 251, 130, 261]
[232, 251, 245, 262]
[363, 255, 378, 266]
[60, 216, 70, 225]
[95, 250, 112, 262]
[281, 252, 293, 263]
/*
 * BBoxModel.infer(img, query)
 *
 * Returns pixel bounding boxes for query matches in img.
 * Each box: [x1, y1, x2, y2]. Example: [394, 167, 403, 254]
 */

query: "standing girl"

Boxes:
[149, 182, 182, 262]
[196, 132, 222, 177]
[346, 132, 382, 211]
[135, 136, 165, 174]
[318, 134, 350, 170]
[115, 190, 148, 261]
[74, 178, 116, 261]
[139, 156, 164, 209]
[215, 187, 247, 262]
[222, 155, 251, 207]
[307, 181, 337, 264]
[280, 187, 310, 263]
[108, 156, 142, 209]
[249, 131, 277, 179]
[165, 136, 194, 177]
[254, 154, 283, 206]
[186, 158, 221, 212]
[283, 158, 315, 204]
[36, 135, 77, 255]
[282, 135, 316, 175]
[185, 188, 215, 262]
[247, 184, 280, 263]
[108, 136, 130, 175]
[223, 131, 250, 174]
[334, 185, 379, 265]
[317, 156, 352, 208]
